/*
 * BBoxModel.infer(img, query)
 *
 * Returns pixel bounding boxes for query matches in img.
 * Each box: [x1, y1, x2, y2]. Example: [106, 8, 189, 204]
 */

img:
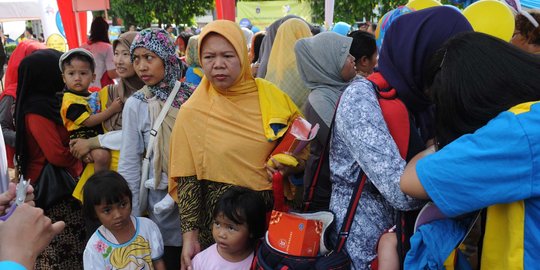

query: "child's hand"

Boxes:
[83, 154, 94, 164]
[109, 97, 124, 114]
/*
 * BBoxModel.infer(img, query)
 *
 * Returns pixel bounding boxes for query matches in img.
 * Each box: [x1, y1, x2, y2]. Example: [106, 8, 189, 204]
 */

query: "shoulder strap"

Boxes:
[138, 81, 181, 214]
[144, 81, 181, 159]
[335, 172, 367, 252]
[303, 98, 341, 212]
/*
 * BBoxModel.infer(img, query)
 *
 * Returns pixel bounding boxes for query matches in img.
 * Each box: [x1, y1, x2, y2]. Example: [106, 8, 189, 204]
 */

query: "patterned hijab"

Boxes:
[185, 35, 200, 68]
[130, 28, 182, 105]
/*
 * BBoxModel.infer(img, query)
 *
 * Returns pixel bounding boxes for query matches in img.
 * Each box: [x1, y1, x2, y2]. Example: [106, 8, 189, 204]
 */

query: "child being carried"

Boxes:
[59, 48, 123, 172]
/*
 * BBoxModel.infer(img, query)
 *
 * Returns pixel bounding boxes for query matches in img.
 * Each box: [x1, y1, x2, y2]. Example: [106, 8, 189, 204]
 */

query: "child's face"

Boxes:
[212, 213, 251, 261]
[62, 58, 95, 92]
[94, 195, 132, 235]
[132, 47, 165, 86]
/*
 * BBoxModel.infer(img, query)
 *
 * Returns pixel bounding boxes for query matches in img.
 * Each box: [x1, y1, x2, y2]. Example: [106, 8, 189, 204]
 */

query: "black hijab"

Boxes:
[14, 49, 64, 175]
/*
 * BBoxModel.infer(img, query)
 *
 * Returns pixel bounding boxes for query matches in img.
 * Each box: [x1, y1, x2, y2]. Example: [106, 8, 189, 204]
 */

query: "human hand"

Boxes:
[182, 230, 201, 270]
[69, 138, 92, 159]
[0, 182, 34, 215]
[109, 97, 124, 114]
[266, 154, 305, 180]
[83, 153, 94, 164]
[0, 204, 65, 269]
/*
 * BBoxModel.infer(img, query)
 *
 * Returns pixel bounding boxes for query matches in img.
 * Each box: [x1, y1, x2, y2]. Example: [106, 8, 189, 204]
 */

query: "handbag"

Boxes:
[138, 81, 181, 215]
[33, 163, 77, 209]
[252, 171, 367, 270]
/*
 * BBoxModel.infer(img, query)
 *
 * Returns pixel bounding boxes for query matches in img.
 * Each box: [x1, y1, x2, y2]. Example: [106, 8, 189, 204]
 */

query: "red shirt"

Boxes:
[24, 114, 82, 183]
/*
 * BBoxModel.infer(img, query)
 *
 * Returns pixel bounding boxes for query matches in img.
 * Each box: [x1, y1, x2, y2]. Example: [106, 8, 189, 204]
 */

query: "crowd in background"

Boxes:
[0, 6, 540, 270]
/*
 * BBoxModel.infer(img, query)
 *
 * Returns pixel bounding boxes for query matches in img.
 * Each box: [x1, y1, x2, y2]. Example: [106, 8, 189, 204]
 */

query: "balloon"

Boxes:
[406, 0, 442, 11]
[463, 0, 515, 41]
[375, 6, 414, 49]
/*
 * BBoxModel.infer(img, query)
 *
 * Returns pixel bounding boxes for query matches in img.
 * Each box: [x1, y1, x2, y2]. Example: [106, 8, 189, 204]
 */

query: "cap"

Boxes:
[58, 48, 95, 72]
[332, 22, 351, 36]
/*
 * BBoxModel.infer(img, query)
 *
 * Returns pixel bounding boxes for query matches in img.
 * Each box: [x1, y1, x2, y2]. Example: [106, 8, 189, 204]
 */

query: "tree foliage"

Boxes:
[308, 0, 408, 24]
[110, 0, 214, 27]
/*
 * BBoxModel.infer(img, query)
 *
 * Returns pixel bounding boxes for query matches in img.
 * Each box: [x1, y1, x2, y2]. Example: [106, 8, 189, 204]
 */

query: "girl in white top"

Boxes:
[191, 187, 266, 270]
[82, 170, 165, 270]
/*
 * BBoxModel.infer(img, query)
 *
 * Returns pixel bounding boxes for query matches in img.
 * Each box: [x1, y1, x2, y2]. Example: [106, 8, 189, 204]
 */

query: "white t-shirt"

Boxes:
[83, 216, 164, 270]
[81, 41, 115, 89]
[191, 243, 254, 270]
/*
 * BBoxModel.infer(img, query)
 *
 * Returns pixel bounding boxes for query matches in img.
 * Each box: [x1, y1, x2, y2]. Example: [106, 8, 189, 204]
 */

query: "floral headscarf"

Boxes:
[130, 28, 183, 104]
[185, 35, 200, 68]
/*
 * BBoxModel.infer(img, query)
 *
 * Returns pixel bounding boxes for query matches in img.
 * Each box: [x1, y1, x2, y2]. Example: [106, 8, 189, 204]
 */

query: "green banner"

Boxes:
[236, 1, 312, 29]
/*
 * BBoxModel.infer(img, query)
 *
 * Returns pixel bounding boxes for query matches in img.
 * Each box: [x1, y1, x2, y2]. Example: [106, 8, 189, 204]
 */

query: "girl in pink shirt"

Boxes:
[191, 187, 267, 270]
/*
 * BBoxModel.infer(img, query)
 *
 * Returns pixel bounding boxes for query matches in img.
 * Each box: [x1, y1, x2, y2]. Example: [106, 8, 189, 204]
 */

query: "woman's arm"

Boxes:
[177, 175, 202, 270]
[400, 146, 435, 200]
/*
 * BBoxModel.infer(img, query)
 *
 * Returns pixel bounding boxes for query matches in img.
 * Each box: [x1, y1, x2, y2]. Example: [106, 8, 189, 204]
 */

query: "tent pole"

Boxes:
[74, 12, 82, 47]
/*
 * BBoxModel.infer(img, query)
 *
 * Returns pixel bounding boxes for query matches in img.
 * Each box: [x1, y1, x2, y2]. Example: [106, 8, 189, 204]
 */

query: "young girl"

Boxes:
[82, 170, 165, 270]
[191, 187, 267, 270]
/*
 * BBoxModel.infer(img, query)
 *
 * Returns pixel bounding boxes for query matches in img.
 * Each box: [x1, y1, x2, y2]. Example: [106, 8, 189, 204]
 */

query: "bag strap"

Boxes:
[335, 171, 367, 252]
[144, 81, 181, 159]
[302, 98, 342, 212]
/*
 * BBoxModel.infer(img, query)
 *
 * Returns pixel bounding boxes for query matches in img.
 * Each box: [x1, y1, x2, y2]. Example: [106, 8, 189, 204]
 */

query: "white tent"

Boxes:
[0, 0, 41, 22]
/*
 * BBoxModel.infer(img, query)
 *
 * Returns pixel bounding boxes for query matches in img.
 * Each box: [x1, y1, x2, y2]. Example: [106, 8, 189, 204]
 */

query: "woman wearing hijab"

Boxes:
[118, 28, 194, 270]
[294, 31, 357, 211]
[265, 18, 312, 109]
[169, 20, 305, 270]
[328, 7, 473, 268]
[401, 31, 540, 270]
[0, 40, 46, 168]
[256, 15, 312, 78]
[15, 49, 85, 269]
[184, 35, 203, 85]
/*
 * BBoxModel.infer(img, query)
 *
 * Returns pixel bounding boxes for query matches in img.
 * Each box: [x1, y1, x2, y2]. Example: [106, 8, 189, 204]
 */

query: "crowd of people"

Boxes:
[0, 5, 540, 270]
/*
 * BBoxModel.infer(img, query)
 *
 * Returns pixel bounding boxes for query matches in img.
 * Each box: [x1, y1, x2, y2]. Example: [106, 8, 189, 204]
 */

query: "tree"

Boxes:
[308, 0, 408, 24]
[110, 0, 214, 28]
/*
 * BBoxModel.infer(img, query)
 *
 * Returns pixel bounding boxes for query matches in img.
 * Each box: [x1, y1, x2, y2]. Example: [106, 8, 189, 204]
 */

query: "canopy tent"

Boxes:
[0, 0, 41, 22]
[0, 0, 109, 51]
